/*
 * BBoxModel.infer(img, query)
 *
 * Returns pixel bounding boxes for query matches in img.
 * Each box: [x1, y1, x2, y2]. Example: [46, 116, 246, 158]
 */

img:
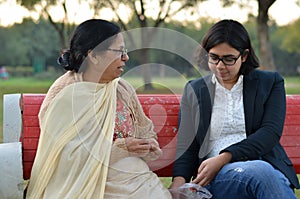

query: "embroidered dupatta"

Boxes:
[26, 78, 119, 199]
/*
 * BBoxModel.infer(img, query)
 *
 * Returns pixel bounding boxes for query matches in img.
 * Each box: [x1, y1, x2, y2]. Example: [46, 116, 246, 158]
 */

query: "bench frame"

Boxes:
[1, 93, 300, 198]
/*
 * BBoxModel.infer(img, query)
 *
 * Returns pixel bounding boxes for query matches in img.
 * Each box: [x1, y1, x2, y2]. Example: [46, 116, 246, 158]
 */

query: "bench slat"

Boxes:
[22, 116, 39, 127]
[22, 94, 46, 105]
[284, 115, 300, 125]
[142, 105, 180, 115]
[21, 127, 40, 138]
[286, 95, 300, 104]
[23, 150, 36, 162]
[23, 104, 42, 116]
[282, 125, 300, 135]
[154, 126, 178, 136]
[286, 105, 300, 115]
[280, 136, 300, 147]
[288, 158, 300, 174]
[22, 138, 39, 150]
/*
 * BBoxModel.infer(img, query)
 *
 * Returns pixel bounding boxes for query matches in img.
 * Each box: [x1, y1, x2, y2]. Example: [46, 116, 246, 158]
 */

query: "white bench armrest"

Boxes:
[0, 142, 23, 199]
[3, 94, 22, 143]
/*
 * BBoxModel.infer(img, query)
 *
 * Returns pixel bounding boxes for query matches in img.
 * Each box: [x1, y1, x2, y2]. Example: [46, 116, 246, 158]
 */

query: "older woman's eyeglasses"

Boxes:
[207, 53, 241, 66]
[107, 48, 128, 59]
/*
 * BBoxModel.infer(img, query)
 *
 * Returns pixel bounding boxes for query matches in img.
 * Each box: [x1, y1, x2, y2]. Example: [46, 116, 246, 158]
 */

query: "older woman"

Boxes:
[26, 19, 171, 199]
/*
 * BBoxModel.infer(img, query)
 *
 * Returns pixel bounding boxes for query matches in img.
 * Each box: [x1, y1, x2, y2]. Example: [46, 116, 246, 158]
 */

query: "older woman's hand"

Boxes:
[125, 137, 152, 157]
[145, 138, 163, 161]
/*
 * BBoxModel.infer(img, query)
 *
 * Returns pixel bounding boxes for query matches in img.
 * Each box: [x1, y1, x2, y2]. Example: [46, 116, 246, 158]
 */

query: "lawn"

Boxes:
[0, 75, 300, 197]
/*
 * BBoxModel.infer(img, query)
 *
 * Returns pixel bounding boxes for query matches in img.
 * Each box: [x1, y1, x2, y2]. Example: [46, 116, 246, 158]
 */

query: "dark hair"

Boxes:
[57, 19, 121, 72]
[196, 19, 259, 75]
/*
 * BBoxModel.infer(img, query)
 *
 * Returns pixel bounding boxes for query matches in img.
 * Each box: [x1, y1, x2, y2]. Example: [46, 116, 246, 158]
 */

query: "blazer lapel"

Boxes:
[243, 71, 259, 135]
[200, 76, 215, 134]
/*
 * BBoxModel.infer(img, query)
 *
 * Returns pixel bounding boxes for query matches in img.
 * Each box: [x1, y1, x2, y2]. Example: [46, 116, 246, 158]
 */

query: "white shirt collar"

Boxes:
[211, 74, 244, 91]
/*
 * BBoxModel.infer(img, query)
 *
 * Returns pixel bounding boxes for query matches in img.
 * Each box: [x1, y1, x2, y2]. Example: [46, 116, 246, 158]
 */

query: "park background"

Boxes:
[0, 0, 300, 197]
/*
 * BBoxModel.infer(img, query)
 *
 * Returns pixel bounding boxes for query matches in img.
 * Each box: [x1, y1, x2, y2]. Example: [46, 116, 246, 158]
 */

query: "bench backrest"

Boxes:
[20, 94, 181, 179]
[282, 95, 300, 172]
[20, 94, 300, 180]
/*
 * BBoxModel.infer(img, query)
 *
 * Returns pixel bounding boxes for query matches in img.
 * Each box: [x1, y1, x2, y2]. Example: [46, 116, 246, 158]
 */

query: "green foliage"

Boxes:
[0, 25, 30, 65]
[277, 19, 300, 54]
[5, 66, 33, 77]
[0, 10, 300, 76]
[1, 18, 300, 75]
[0, 18, 60, 68]
[17, 0, 57, 9]
[270, 19, 300, 75]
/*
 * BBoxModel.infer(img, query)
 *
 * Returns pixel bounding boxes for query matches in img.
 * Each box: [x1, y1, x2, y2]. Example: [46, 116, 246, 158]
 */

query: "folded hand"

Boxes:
[125, 137, 152, 157]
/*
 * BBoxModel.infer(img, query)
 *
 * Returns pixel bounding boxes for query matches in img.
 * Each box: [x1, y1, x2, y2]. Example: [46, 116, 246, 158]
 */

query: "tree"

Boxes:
[17, 0, 77, 48]
[17, 0, 200, 90]
[91, 0, 199, 90]
[256, 0, 276, 70]
[16, 0, 287, 83]
[94, 0, 283, 87]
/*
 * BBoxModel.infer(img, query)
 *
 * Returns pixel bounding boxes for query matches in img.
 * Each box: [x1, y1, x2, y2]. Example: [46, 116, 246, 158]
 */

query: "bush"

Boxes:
[6, 66, 33, 77]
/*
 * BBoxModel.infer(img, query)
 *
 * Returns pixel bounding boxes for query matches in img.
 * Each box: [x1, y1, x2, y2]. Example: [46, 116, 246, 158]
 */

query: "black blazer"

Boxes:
[173, 69, 300, 189]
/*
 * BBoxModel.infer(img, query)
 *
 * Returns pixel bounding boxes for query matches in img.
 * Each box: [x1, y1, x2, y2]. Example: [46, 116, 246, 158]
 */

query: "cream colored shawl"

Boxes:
[26, 77, 119, 198]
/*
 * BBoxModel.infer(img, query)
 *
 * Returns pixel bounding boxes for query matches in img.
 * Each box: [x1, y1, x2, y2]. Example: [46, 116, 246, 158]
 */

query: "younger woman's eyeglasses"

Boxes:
[207, 53, 241, 66]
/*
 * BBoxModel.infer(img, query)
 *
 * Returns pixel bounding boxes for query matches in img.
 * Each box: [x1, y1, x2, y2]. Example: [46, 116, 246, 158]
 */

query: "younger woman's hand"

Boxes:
[192, 152, 232, 187]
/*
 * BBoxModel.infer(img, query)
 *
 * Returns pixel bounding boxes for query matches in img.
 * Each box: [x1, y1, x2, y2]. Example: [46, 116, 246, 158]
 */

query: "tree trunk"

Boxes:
[138, 4, 154, 90]
[257, 0, 276, 71]
[138, 48, 155, 90]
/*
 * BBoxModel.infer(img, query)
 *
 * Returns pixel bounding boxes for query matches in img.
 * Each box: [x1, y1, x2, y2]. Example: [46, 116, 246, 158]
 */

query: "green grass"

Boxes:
[285, 76, 300, 94]
[0, 76, 299, 197]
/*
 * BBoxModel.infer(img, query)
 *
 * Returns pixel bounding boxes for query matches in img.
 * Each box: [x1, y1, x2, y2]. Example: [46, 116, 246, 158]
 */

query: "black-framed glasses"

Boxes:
[207, 53, 241, 66]
[107, 48, 128, 59]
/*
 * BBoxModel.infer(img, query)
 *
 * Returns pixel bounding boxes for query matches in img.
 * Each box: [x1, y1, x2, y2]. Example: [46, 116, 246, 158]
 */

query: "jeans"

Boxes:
[205, 160, 297, 199]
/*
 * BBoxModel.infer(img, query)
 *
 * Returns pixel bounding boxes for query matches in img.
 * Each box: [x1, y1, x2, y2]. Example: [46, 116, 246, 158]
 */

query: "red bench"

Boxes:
[19, 93, 300, 181]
